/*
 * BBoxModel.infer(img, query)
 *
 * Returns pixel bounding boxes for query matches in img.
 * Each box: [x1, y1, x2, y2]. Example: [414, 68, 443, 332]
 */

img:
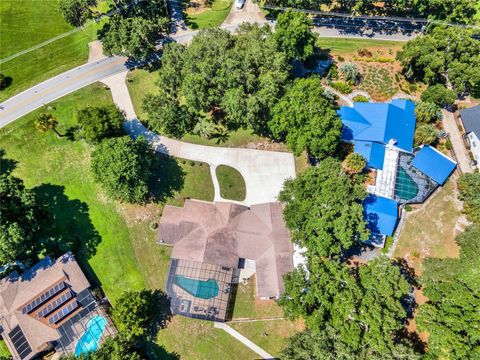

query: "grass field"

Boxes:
[0, 0, 107, 101]
[216, 165, 246, 201]
[185, 0, 233, 29]
[317, 37, 402, 55]
[0, 340, 10, 358]
[393, 179, 463, 275]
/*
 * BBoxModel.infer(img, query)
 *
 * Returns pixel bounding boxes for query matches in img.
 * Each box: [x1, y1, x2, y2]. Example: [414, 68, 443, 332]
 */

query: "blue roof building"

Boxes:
[411, 145, 457, 185]
[338, 99, 416, 169]
[363, 195, 399, 246]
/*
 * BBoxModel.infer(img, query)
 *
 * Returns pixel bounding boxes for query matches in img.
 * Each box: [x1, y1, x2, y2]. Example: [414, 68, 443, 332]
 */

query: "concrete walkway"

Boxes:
[101, 71, 296, 206]
[441, 109, 473, 173]
[214, 322, 274, 359]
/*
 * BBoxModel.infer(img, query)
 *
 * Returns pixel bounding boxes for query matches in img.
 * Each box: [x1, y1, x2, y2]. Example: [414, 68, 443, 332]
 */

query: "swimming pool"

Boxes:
[174, 275, 219, 299]
[395, 166, 419, 201]
[74, 315, 107, 357]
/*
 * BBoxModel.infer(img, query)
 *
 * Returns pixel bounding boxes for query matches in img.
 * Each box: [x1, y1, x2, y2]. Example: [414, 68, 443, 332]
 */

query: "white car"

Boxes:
[235, 0, 245, 9]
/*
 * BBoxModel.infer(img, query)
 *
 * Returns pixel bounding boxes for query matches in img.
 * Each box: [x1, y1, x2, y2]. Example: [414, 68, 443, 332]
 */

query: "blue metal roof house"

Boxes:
[363, 195, 399, 247]
[411, 145, 457, 185]
[338, 99, 416, 170]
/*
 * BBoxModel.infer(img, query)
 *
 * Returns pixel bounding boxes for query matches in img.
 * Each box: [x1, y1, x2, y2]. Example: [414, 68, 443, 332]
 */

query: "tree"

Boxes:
[0, 73, 11, 90]
[344, 153, 366, 173]
[144, 24, 290, 137]
[397, 26, 480, 95]
[457, 173, 480, 223]
[417, 225, 480, 359]
[340, 62, 360, 84]
[91, 136, 157, 203]
[77, 105, 125, 144]
[414, 101, 441, 123]
[59, 0, 97, 27]
[269, 77, 342, 158]
[414, 123, 437, 146]
[0, 174, 41, 264]
[421, 84, 457, 108]
[143, 91, 195, 138]
[34, 113, 63, 137]
[279, 158, 368, 258]
[112, 290, 157, 341]
[274, 9, 316, 62]
[64, 336, 146, 360]
[279, 257, 416, 358]
[414, 0, 477, 24]
[98, 0, 169, 60]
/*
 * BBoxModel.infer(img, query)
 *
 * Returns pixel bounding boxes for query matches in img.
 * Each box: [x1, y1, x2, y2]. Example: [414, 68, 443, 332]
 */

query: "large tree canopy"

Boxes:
[279, 256, 414, 358]
[457, 173, 480, 224]
[91, 136, 157, 203]
[397, 26, 480, 95]
[269, 77, 342, 158]
[274, 9, 316, 62]
[0, 174, 41, 264]
[144, 24, 290, 137]
[59, 0, 97, 27]
[99, 0, 169, 60]
[279, 158, 368, 258]
[417, 225, 480, 359]
[77, 105, 125, 144]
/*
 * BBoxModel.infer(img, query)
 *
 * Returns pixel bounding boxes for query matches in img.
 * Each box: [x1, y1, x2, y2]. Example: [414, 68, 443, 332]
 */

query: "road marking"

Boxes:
[1, 58, 126, 116]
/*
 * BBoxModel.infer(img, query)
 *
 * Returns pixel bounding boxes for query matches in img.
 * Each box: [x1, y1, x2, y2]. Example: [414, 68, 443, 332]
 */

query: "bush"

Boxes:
[331, 81, 352, 94]
[343, 153, 366, 173]
[414, 123, 437, 147]
[457, 173, 480, 223]
[352, 95, 369, 103]
[421, 84, 457, 107]
[358, 48, 373, 57]
[339, 63, 360, 84]
[337, 56, 345, 62]
[405, 204, 413, 211]
[415, 101, 441, 123]
[327, 63, 339, 80]
[91, 136, 157, 203]
[445, 139, 453, 150]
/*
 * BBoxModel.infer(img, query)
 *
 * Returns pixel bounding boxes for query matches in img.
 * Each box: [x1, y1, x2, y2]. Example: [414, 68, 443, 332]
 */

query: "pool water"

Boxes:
[174, 275, 219, 299]
[74, 315, 107, 356]
[395, 166, 419, 201]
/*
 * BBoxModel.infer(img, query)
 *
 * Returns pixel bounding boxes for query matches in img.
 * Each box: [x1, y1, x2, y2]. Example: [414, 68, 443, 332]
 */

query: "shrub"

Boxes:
[414, 123, 437, 146]
[415, 101, 441, 123]
[331, 81, 352, 94]
[405, 204, 413, 211]
[352, 95, 369, 103]
[343, 153, 366, 173]
[358, 48, 373, 57]
[340, 63, 360, 84]
[421, 84, 457, 107]
[445, 139, 453, 150]
[337, 56, 345, 62]
[327, 63, 339, 80]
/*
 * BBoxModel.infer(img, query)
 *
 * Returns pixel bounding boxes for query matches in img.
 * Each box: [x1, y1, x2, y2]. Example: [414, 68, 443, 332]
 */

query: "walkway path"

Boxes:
[214, 322, 274, 359]
[441, 109, 473, 173]
[101, 71, 296, 206]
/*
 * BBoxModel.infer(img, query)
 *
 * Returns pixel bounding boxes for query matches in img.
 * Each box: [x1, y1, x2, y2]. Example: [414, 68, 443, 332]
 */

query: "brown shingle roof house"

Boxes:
[158, 200, 294, 300]
[0, 253, 115, 360]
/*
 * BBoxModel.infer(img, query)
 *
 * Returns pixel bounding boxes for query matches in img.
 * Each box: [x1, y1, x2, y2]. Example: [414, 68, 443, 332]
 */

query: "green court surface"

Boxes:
[174, 276, 219, 299]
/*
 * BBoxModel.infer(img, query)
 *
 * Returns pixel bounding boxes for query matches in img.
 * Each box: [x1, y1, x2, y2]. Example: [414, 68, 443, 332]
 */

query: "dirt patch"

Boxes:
[116, 202, 161, 227]
[240, 140, 289, 152]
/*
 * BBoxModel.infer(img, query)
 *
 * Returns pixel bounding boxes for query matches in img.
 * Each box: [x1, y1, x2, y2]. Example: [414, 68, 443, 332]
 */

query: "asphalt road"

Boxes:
[0, 19, 420, 128]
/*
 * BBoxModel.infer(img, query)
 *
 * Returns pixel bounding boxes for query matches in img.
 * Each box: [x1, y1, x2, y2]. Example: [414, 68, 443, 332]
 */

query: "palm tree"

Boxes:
[209, 126, 229, 144]
[34, 113, 63, 137]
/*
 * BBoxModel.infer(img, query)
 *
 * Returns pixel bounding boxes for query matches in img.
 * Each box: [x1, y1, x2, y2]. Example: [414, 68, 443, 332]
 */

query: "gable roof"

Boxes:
[158, 200, 293, 298]
[460, 105, 480, 136]
[363, 195, 399, 237]
[354, 141, 386, 170]
[338, 99, 416, 152]
[411, 145, 457, 185]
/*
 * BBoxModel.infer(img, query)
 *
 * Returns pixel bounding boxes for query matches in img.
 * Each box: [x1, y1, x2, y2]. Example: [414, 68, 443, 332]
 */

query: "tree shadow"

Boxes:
[151, 289, 173, 332]
[0, 149, 17, 175]
[150, 154, 186, 203]
[393, 257, 420, 288]
[145, 342, 180, 360]
[32, 184, 102, 286]
[0, 75, 13, 90]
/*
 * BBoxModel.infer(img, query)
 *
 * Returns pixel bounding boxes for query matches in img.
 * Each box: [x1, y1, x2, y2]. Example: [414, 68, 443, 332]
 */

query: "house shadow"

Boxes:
[150, 154, 186, 203]
[32, 184, 102, 287]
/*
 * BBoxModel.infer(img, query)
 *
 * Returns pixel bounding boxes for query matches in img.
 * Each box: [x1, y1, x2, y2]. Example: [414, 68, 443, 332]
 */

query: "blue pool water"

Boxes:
[174, 275, 219, 299]
[74, 315, 107, 356]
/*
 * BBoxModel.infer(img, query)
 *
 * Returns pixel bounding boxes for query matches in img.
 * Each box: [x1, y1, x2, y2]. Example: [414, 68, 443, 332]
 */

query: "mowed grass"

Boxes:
[393, 178, 463, 275]
[316, 37, 402, 54]
[0, 340, 10, 357]
[230, 319, 303, 357]
[0, 0, 107, 101]
[186, 0, 233, 29]
[216, 165, 246, 201]
[0, 83, 145, 303]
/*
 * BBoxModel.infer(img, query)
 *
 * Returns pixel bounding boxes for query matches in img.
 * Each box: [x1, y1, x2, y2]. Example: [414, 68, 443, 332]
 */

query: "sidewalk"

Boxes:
[214, 322, 274, 359]
[441, 109, 473, 173]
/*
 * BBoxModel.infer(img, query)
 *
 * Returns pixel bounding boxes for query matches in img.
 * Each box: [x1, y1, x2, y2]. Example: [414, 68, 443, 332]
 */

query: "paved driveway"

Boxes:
[442, 109, 473, 173]
[101, 72, 296, 206]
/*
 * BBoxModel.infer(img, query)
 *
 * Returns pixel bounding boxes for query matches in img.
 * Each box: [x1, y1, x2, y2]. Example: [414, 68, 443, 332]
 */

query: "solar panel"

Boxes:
[37, 291, 73, 318]
[8, 326, 32, 360]
[48, 301, 79, 325]
[22, 281, 66, 314]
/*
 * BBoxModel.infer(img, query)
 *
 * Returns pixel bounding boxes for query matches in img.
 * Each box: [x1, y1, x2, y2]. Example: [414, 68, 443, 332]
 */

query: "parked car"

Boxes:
[235, 0, 245, 9]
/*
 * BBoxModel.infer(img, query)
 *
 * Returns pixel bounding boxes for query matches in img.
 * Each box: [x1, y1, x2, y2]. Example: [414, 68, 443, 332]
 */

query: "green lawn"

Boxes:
[316, 37, 402, 54]
[185, 0, 233, 29]
[216, 165, 246, 201]
[0, 0, 108, 101]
